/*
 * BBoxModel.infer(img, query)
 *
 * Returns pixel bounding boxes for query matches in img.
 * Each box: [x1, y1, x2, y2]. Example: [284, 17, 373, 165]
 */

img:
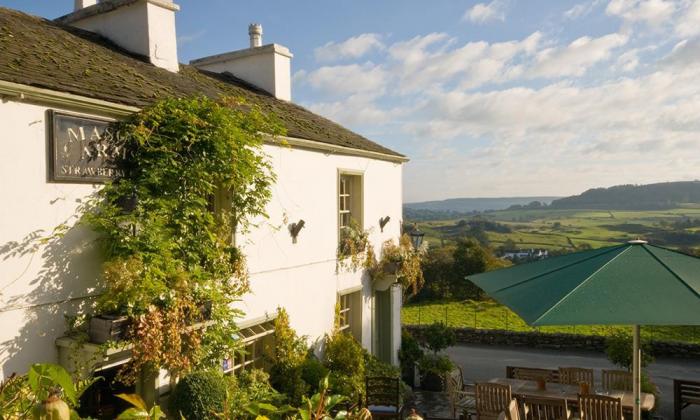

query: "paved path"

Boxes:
[446, 344, 700, 420]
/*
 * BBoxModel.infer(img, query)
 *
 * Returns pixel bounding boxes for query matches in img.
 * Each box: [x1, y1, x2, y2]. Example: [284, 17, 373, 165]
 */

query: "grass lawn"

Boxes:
[402, 300, 700, 345]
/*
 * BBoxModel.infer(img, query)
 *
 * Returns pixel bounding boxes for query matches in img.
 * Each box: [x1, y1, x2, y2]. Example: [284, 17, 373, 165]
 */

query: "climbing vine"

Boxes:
[83, 96, 284, 383]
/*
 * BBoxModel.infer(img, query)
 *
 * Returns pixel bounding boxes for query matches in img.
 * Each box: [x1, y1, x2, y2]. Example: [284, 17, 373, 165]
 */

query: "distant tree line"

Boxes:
[549, 181, 700, 210]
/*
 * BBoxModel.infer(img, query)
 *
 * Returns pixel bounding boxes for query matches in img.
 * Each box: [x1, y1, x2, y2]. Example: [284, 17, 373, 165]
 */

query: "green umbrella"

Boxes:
[468, 240, 700, 420]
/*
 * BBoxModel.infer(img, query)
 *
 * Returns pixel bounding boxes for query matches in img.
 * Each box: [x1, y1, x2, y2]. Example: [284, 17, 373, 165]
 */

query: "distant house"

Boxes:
[0, 0, 407, 411]
[502, 249, 549, 261]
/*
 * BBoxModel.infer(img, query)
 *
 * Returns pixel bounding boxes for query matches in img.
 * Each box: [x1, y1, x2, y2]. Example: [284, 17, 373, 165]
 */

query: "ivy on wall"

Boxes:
[83, 96, 284, 383]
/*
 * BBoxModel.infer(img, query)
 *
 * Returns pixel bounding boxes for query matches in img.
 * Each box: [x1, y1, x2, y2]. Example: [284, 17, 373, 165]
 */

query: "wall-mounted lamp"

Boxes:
[379, 216, 391, 232]
[289, 219, 305, 244]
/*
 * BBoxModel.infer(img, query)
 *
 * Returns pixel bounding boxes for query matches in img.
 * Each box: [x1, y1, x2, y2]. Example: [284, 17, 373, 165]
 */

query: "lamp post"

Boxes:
[409, 225, 425, 251]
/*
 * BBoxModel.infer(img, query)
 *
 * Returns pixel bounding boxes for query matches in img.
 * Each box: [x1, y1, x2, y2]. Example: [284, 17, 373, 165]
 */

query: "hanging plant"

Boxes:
[336, 220, 372, 272]
[370, 234, 425, 296]
[82, 96, 284, 383]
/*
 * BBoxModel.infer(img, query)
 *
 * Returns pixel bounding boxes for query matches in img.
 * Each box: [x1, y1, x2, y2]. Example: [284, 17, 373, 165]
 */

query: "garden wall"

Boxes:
[404, 325, 700, 359]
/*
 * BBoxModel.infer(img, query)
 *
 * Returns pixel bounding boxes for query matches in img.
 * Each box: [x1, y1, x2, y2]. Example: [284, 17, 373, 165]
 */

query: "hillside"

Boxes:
[404, 196, 560, 213]
[550, 181, 700, 210]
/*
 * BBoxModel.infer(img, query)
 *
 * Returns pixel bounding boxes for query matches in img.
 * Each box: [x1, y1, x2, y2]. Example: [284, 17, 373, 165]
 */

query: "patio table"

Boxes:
[489, 378, 655, 412]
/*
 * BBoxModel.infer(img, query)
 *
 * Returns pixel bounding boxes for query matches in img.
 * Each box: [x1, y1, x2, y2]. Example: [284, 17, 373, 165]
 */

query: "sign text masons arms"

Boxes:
[50, 111, 127, 183]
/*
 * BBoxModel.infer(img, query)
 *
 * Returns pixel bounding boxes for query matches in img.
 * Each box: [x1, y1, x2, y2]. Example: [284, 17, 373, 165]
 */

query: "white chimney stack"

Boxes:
[74, 0, 98, 11]
[57, 0, 181, 73]
[249, 23, 262, 48]
[191, 24, 293, 101]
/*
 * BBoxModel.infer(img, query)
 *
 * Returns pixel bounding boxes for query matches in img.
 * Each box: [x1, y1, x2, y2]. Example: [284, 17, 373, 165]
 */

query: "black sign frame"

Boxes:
[49, 110, 125, 183]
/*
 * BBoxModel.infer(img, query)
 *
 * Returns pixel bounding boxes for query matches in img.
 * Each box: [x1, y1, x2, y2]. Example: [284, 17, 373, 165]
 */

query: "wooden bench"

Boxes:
[674, 379, 700, 420]
[506, 366, 560, 384]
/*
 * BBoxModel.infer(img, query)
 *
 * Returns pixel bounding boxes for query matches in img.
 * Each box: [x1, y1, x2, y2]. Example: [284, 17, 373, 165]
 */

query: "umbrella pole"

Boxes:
[633, 324, 641, 420]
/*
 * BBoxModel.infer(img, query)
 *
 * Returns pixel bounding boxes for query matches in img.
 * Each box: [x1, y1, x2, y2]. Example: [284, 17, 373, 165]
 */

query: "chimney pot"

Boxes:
[249, 23, 263, 48]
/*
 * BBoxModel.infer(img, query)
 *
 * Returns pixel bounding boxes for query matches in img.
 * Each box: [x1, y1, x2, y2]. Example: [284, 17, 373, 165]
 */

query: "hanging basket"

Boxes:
[374, 274, 397, 291]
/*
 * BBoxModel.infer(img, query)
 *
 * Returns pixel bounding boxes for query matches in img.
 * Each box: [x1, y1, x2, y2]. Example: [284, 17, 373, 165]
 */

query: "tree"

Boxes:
[417, 246, 456, 301]
[451, 239, 489, 299]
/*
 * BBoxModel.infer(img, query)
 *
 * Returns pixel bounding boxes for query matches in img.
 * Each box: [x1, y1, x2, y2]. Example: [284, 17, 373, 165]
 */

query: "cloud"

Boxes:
[314, 33, 385, 63]
[564, 0, 603, 19]
[463, 0, 508, 24]
[606, 0, 676, 27]
[676, 0, 700, 38]
[303, 62, 387, 96]
[530, 33, 628, 78]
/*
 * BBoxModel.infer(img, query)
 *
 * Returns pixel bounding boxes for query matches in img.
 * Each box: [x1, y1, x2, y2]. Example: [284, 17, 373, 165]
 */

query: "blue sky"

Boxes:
[4, 1, 700, 201]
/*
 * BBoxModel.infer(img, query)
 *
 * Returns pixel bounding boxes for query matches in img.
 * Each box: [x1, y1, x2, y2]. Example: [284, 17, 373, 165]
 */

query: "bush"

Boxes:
[170, 371, 227, 419]
[605, 331, 654, 370]
[324, 332, 365, 402]
[267, 308, 309, 404]
[422, 322, 456, 354]
[399, 330, 424, 370]
[225, 369, 283, 419]
[364, 352, 400, 378]
[418, 354, 454, 391]
[300, 354, 329, 394]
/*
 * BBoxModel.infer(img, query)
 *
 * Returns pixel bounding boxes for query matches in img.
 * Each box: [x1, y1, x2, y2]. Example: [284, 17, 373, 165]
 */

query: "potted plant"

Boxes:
[88, 314, 131, 344]
[416, 322, 456, 391]
[370, 235, 425, 295]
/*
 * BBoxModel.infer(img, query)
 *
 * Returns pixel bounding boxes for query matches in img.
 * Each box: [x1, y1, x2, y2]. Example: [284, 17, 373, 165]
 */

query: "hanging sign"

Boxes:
[50, 111, 126, 183]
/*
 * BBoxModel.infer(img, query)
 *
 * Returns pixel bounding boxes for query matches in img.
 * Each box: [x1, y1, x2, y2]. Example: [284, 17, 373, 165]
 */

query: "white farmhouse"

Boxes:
[0, 0, 406, 409]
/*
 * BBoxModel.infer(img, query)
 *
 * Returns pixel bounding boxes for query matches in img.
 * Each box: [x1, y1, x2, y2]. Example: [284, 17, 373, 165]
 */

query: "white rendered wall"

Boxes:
[0, 99, 404, 378]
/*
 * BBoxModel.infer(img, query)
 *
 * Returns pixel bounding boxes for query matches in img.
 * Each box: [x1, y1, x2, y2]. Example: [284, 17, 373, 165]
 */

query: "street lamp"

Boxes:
[409, 225, 424, 251]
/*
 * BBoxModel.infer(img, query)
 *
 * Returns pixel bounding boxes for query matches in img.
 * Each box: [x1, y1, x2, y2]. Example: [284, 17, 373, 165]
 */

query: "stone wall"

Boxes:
[404, 325, 700, 359]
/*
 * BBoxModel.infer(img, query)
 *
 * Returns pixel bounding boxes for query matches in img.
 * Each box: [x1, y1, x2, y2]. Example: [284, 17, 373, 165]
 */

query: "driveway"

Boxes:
[446, 344, 700, 420]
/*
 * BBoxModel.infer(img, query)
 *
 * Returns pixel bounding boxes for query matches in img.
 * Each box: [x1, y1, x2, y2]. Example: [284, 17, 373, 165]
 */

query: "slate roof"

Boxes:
[0, 7, 404, 159]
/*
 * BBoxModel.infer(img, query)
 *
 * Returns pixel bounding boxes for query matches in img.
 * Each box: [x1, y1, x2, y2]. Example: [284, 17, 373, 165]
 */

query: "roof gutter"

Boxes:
[0, 79, 408, 163]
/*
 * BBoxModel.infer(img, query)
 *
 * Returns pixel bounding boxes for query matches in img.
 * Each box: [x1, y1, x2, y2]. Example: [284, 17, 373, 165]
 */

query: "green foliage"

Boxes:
[451, 239, 489, 299]
[170, 370, 227, 419]
[0, 363, 96, 420]
[398, 329, 424, 373]
[417, 354, 454, 376]
[421, 322, 456, 354]
[222, 369, 284, 419]
[337, 220, 371, 272]
[605, 331, 654, 370]
[323, 332, 365, 404]
[82, 96, 283, 382]
[116, 394, 164, 420]
[369, 235, 425, 297]
[301, 355, 330, 395]
[267, 308, 310, 405]
[364, 352, 400, 379]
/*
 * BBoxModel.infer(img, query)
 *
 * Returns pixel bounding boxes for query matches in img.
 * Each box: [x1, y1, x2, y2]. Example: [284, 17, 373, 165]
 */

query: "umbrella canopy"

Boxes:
[467, 240, 700, 420]
[469, 241, 700, 326]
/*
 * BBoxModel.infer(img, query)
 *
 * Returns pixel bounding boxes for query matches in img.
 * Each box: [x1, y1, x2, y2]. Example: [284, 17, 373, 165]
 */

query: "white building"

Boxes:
[0, 0, 406, 409]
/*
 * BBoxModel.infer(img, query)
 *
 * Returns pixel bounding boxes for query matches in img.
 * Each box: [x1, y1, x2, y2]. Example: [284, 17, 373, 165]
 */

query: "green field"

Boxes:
[402, 300, 700, 344]
[417, 207, 700, 250]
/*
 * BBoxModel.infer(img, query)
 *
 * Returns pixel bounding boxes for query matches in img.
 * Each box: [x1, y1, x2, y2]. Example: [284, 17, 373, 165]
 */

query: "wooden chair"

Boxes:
[507, 366, 560, 383]
[518, 396, 571, 420]
[476, 383, 512, 420]
[578, 394, 623, 420]
[365, 376, 401, 419]
[674, 379, 700, 420]
[498, 399, 522, 420]
[601, 370, 632, 392]
[446, 367, 476, 419]
[559, 367, 594, 387]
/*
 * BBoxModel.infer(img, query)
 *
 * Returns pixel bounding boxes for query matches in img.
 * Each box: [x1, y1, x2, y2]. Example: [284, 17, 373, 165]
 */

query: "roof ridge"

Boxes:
[530, 244, 633, 325]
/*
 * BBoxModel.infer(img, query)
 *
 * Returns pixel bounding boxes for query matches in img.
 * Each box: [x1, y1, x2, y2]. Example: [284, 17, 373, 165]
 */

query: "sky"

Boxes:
[4, 0, 700, 202]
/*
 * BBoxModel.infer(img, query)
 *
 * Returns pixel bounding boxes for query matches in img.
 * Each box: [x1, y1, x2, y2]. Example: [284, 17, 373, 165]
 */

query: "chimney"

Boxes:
[56, 0, 181, 73]
[190, 24, 293, 101]
[74, 0, 98, 10]
[249, 23, 262, 48]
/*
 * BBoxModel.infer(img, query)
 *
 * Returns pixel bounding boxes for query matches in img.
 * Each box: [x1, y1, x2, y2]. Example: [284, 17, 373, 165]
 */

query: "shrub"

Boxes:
[398, 329, 424, 370]
[301, 354, 329, 394]
[324, 332, 365, 402]
[170, 371, 227, 419]
[225, 369, 282, 419]
[364, 352, 400, 378]
[422, 322, 456, 354]
[267, 308, 309, 404]
[605, 331, 654, 370]
[418, 354, 454, 376]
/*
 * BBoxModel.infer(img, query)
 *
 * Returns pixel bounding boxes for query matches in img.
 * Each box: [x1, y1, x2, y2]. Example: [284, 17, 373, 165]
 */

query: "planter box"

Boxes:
[89, 315, 130, 344]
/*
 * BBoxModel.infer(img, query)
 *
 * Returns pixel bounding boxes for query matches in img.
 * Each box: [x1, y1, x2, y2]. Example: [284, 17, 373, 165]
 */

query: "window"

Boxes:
[222, 319, 275, 374]
[337, 290, 362, 342]
[338, 173, 363, 236]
